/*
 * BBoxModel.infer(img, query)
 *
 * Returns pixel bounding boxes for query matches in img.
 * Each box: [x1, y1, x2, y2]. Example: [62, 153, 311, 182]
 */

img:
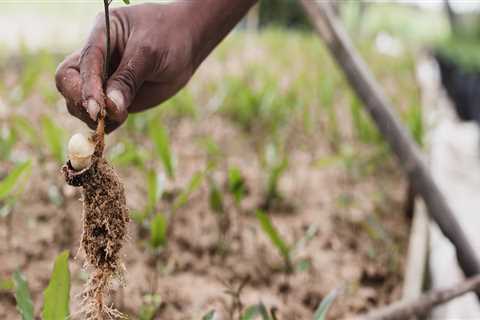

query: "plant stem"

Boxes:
[103, 0, 111, 87]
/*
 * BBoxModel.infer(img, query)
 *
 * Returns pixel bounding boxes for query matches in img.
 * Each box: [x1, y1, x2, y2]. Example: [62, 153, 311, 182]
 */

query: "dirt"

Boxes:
[0, 109, 409, 319]
[0, 35, 413, 319]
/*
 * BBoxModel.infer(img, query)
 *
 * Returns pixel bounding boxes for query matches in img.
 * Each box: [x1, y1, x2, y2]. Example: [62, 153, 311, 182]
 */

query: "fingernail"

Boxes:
[86, 99, 100, 121]
[107, 89, 125, 110]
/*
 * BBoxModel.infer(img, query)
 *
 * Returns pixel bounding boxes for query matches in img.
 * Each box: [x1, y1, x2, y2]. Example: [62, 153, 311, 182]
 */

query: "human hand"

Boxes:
[55, 3, 197, 133]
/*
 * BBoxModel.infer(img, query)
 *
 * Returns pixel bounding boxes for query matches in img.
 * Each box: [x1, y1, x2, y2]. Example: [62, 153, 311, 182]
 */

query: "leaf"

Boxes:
[228, 166, 246, 204]
[150, 213, 167, 249]
[256, 210, 290, 262]
[208, 180, 224, 214]
[149, 123, 175, 179]
[173, 171, 204, 211]
[202, 310, 215, 320]
[13, 271, 34, 320]
[313, 288, 341, 320]
[41, 116, 65, 163]
[146, 169, 164, 214]
[0, 161, 32, 200]
[121, 0, 130, 4]
[267, 158, 288, 200]
[241, 303, 270, 320]
[42, 250, 70, 320]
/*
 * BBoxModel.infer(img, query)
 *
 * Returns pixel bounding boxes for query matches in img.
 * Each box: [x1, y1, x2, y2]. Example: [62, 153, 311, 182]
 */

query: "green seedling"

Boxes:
[0, 126, 16, 162]
[202, 310, 216, 320]
[228, 166, 247, 206]
[263, 144, 288, 208]
[256, 210, 292, 271]
[172, 171, 204, 211]
[13, 271, 33, 320]
[149, 120, 175, 180]
[41, 116, 65, 163]
[138, 294, 162, 320]
[256, 210, 318, 272]
[13, 252, 71, 320]
[149, 213, 168, 249]
[42, 251, 70, 320]
[313, 287, 341, 320]
[241, 303, 271, 320]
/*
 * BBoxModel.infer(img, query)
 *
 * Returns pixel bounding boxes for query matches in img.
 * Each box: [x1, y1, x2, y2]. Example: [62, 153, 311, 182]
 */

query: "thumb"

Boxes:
[105, 46, 152, 114]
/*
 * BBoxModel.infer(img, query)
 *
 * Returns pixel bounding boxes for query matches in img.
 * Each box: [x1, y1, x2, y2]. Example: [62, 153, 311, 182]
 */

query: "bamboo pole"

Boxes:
[298, 0, 480, 289]
[356, 275, 480, 320]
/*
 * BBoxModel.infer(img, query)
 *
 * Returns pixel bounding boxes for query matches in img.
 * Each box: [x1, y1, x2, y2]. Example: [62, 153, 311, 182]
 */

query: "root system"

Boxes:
[63, 116, 129, 319]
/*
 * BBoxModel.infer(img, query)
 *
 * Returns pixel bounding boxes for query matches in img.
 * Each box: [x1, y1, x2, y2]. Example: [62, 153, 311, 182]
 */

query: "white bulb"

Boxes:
[68, 133, 95, 171]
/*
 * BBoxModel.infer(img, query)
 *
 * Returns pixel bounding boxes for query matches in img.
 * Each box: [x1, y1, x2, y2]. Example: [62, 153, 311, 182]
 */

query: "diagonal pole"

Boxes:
[299, 0, 480, 294]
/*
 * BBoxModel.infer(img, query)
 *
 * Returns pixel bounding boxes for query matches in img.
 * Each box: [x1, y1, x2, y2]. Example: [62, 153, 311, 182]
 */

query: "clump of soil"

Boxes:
[63, 120, 129, 319]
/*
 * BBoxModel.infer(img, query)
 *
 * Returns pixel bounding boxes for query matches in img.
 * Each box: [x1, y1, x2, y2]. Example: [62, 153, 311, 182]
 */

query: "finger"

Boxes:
[105, 45, 153, 113]
[79, 13, 114, 121]
[104, 96, 128, 133]
[56, 51, 97, 129]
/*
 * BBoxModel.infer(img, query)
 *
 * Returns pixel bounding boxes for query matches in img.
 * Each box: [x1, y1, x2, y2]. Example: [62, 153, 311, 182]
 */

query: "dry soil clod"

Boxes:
[63, 115, 129, 319]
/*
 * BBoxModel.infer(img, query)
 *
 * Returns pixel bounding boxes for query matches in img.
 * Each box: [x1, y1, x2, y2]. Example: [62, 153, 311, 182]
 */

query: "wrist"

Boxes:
[186, 0, 257, 69]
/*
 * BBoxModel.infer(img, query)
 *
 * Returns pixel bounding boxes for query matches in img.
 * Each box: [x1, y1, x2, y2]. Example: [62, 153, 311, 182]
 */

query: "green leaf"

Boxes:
[0, 277, 14, 292]
[313, 288, 341, 320]
[149, 123, 175, 179]
[228, 167, 246, 205]
[121, 0, 130, 4]
[202, 310, 215, 320]
[41, 116, 65, 163]
[256, 210, 290, 262]
[208, 180, 224, 214]
[0, 161, 32, 200]
[42, 250, 70, 320]
[146, 169, 163, 214]
[150, 213, 167, 249]
[13, 271, 34, 320]
[173, 171, 204, 211]
[241, 303, 270, 320]
[267, 158, 288, 200]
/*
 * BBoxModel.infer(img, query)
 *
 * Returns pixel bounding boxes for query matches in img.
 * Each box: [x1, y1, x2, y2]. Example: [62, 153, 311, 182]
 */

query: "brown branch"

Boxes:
[298, 0, 480, 292]
[356, 275, 480, 320]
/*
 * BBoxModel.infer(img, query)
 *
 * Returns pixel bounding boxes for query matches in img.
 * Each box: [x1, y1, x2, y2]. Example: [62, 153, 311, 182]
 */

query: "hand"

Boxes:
[55, 3, 196, 133]
[55, 1, 257, 133]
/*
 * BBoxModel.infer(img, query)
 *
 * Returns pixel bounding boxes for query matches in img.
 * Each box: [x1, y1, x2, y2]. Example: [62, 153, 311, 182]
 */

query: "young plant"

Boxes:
[228, 166, 247, 206]
[256, 210, 318, 273]
[42, 250, 70, 320]
[149, 120, 175, 180]
[0, 161, 32, 243]
[13, 271, 33, 320]
[41, 116, 66, 163]
[313, 287, 341, 320]
[13, 251, 71, 320]
[256, 210, 292, 271]
[262, 144, 288, 209]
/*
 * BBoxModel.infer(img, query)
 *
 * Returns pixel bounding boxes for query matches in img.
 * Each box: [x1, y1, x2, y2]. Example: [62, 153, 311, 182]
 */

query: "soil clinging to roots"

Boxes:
[63, 124, 129, 319]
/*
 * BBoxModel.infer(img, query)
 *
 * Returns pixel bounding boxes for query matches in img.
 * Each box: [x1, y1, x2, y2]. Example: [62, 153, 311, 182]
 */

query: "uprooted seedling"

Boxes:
[63, 116, 129, 318]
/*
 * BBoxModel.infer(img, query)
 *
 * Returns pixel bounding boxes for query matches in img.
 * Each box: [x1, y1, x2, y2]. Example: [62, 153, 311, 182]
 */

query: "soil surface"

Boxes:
[0, 34, 411, 319]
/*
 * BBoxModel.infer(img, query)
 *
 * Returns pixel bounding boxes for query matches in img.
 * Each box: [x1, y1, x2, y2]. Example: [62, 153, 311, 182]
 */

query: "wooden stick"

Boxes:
[356, 275, 480, 320]
[298, 0, 480, 289]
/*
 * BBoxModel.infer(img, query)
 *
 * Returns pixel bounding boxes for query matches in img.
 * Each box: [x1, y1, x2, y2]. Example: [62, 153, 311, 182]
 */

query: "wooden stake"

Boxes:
[298, 0, 480, 291]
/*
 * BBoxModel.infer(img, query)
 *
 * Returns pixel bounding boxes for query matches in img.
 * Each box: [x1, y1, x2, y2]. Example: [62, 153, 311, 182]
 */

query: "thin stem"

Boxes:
[103, 0, 111, 87]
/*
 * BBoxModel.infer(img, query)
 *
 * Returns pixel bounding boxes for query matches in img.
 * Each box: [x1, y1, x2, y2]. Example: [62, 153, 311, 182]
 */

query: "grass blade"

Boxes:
[42, 250, 70, 320]
[202, 310, 215, 320]
[13, 271, 34, 320]
[173, 171, 204, 211]
[149, 123, 175, 179]
[313, 287, 341, 320]
[41, 116, 65, 163]
[256, 210, 290, 264]
[241, 303, 270, 320]
[150, 213, 168, 249]
[0, 161, 32, 200]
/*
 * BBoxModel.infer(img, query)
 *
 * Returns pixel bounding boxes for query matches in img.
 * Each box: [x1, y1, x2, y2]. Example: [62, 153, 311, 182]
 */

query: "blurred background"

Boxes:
[1, 0, 480, 319]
